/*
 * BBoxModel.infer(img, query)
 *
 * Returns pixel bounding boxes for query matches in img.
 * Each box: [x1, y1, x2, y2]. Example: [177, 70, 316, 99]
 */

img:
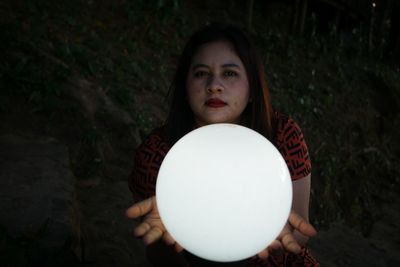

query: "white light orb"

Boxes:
[156, 123, 292, 262]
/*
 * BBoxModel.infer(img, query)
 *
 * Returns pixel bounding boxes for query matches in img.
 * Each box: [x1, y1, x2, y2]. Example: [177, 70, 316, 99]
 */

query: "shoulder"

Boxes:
[133, 126, 171, 167]
[129, 126, 171, 201]
[273, 110, 305, 145]
[272, 110, 311, 180]
[137, 126, 171, 154]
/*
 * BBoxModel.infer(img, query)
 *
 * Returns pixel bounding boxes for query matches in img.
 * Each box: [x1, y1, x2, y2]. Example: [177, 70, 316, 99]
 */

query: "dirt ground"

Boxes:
[77, 164, 400, 267]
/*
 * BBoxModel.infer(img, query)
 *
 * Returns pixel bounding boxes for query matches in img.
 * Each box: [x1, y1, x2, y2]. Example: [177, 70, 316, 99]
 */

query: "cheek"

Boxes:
[187, 88, 203, 108]
[237, 83, 250, 106]
[233, 99, 248, 109]
[232, 91, 249, 109]
[187, 88, 201, 101]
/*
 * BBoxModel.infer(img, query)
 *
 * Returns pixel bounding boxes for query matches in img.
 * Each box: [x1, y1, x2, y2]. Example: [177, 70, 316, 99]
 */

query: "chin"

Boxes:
[195, 114, 239, 126]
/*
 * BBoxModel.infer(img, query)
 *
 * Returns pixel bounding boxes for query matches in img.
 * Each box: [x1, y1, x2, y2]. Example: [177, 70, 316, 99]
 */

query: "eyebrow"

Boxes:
[191, 63, 241, 70]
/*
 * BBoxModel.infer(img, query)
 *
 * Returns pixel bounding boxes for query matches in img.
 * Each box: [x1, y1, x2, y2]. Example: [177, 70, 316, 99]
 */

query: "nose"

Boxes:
[206, 76, 224, 94]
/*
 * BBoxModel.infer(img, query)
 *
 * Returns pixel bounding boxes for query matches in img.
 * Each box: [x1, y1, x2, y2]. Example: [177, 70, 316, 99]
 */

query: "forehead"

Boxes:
[191, 41, 242, 65]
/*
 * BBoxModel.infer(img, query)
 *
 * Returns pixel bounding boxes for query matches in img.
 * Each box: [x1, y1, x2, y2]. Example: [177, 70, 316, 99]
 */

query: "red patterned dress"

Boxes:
[128, 111, 319, 267]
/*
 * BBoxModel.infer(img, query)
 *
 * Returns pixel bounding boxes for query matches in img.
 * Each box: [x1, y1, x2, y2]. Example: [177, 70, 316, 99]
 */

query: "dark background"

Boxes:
[0, 0, 399, 266]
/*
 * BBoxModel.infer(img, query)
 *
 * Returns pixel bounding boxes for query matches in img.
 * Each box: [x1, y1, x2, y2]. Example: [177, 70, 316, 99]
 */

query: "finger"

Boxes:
[134, 222, 151, 237]
[163, 232, 176, 246]
[277, 224, 292, 239]
[268, 240, 282, 251]
[288, 212, 317, 237]
[175, 242, 184, 252]
[143, 227, 164, 245]
[126, 197, 154, 219]
[281, 233, 301, 254]
[257, 248, 269, 259]
[162, 232, 184, 252]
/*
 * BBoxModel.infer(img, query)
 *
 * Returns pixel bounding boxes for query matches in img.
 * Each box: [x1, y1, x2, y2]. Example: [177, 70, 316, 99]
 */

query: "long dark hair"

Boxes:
[165, 23, 273, 145]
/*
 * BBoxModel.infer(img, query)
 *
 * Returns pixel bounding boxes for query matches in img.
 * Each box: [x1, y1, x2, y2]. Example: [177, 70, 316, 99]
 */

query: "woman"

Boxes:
[126, 23, 319, 267]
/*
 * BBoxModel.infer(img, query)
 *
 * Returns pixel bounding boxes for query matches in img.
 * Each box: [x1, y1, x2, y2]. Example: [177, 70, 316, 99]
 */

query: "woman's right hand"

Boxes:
[126, 196, 183, 252]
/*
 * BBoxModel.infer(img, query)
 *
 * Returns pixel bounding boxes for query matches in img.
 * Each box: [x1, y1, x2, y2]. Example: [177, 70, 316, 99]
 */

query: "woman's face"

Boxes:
[186, 41, 250, 127]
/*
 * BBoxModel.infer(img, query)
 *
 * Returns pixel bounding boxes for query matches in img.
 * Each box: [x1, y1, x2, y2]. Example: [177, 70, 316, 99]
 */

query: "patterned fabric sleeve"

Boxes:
[128, 128, 170, 202]
[247, 113, 318, 266]
[273, 111, 311, 181]
[248, 247, 320, 267]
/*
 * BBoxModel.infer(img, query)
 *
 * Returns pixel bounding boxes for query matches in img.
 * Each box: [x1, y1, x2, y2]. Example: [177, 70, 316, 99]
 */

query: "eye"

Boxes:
[224, 70, 238, 77]
[194, 71, 209, 78]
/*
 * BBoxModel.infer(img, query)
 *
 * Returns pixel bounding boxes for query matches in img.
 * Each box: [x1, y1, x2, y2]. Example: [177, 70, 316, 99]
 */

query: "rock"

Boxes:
[77, 180, 150, 267]
[0, 135, 79, 265]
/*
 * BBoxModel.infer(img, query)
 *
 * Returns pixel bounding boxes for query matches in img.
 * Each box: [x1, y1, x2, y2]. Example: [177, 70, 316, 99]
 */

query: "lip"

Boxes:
[205, 98, 227, 108]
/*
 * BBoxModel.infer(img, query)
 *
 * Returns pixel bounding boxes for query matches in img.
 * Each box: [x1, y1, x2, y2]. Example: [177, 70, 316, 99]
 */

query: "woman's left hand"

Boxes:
[257, 210, 317, 259]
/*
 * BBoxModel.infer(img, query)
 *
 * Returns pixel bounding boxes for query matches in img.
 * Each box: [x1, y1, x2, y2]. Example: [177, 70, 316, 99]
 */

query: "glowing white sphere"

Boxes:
[156, 123, 292, 262]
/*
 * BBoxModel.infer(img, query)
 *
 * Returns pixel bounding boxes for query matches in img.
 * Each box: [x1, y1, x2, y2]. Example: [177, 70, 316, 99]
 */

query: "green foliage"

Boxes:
[134, 110, 158, 136]
[1, 0, 399, 236]
[254, 16, 400, 233]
